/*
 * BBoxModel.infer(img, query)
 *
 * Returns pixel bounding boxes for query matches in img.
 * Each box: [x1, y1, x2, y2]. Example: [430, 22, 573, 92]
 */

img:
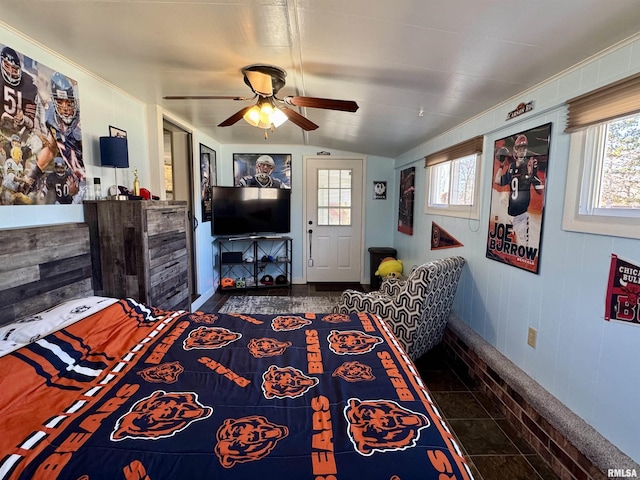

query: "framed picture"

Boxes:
[486, 122, 552, 274]
[200, 144, 217, 222]
[373, 181, 387, 199]
[233, 153, 291, 188]
[398, 167, 415, 235]
[109, 125, 127, 138]
[0, 43, 84, 206]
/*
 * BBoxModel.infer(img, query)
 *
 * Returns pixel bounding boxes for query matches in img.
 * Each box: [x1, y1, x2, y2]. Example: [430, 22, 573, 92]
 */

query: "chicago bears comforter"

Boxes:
[0, 298, 473, 480]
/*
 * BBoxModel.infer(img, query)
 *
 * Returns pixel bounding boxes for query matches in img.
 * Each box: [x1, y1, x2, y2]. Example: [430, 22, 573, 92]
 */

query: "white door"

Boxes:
[305, 157, 364, 282]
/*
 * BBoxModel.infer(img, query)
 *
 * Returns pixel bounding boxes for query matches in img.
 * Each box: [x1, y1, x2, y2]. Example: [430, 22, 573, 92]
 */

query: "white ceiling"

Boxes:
[3, 0, 640, 158]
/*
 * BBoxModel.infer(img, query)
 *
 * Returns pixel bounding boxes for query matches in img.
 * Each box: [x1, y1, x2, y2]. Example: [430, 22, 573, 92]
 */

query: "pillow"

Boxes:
[0, 296, 118, 354]
[0, 340, 22, 358]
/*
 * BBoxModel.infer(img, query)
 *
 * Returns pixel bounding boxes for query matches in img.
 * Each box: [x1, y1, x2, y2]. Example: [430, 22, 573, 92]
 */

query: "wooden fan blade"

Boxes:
[279, 108, 319, 131]
[218, 106, 254, 127]
[244, 70, 273, 96]
[282, 96, 359, 112]
[164, 95, 252, 101]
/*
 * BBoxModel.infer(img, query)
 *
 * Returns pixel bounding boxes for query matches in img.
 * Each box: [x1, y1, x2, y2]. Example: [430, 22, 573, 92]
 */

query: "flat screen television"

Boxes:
[210, 186, 291, 236]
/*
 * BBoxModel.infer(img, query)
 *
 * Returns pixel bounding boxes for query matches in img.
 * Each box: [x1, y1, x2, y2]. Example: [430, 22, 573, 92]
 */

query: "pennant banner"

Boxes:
[605, 254, 640, 325]
[431, 222, 463, 250]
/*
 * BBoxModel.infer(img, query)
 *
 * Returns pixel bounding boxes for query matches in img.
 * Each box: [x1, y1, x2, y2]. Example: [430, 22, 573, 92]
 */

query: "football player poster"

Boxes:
[605, 254, 640, 325]
[486, 123, 551, 274]
[397, 166, 415, 235]
[200, 143, 216, 222]
[233, 153, 291, 188]
[0, 43, 84, 205]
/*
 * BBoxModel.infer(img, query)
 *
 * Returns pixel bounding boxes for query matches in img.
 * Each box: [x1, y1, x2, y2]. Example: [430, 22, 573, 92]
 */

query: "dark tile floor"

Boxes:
[199, 283, 560, 480]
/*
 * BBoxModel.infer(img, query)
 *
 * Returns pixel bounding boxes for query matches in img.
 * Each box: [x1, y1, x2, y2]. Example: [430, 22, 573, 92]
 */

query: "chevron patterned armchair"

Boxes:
[333, 256, 465, 360]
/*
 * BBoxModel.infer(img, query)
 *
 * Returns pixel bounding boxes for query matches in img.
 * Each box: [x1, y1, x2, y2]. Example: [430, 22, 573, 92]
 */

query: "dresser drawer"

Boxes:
[146, 207, 186, 237]
[149, 254, 188, 286]
[149, 265, 189, 310]
[148, 231, 188, 268]
[151, 285, 190, 311]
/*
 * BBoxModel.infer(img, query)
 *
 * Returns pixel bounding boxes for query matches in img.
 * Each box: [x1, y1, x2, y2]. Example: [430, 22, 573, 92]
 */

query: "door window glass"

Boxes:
[317, 169, 352, 225]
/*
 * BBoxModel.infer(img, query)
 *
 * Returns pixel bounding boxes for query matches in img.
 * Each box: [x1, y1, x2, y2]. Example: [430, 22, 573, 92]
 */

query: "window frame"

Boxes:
[562, 122, 640, 240]
[424, 152, 482, 219]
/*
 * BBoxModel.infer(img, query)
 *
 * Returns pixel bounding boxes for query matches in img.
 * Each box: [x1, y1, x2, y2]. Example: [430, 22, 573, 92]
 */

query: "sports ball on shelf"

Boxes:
[221, 277, 235, 289]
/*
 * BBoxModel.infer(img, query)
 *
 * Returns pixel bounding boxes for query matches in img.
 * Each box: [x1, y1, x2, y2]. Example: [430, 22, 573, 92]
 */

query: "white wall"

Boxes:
[394, 34, 640, 462]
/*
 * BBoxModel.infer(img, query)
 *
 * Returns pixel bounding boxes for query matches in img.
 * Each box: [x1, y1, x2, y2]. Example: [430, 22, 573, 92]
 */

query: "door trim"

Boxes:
[302, 155, 366, 283]
[162, 119, 198, 299]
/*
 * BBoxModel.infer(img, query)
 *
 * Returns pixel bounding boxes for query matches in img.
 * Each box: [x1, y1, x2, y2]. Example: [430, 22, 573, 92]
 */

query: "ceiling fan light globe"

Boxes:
[243, 105, 261, 127]
[259, 103, 274, 125]
[272, 108, 288, 127]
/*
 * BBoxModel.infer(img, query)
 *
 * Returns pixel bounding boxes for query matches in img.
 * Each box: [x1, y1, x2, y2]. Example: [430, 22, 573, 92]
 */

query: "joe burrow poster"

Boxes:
[486, 123, 551, 274]
[606, 254, 640, 325]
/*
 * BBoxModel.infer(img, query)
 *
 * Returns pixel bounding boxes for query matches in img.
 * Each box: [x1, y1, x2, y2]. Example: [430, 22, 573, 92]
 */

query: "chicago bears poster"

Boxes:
[1, 43, 84, 205]
[486, 123, 551, 274]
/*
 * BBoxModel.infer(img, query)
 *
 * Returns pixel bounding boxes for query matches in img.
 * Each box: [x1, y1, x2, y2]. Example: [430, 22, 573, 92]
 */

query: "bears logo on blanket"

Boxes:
[327, 330, 383, 355]
[271, 315, 313, 331]
[188, 313, 219, 324]
[333, 361, 376, 382]
[261, 365, 319, 399]
[183, 326, 242, 350]
[137, 361, 184, 383]
[111, 390, 213, 441]
[322, 313, 351, 323]
[247, 337, 292, 358]
[345, 398, 430, 455]
[215, 415, 289, 468]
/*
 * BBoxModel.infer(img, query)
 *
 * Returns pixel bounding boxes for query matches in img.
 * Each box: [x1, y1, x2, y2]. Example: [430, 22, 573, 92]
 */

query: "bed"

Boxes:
[0, 223, 474, 480]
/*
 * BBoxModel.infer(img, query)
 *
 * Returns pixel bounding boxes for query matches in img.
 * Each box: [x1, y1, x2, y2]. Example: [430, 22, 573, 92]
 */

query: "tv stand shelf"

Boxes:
[216, 236, 292, 291]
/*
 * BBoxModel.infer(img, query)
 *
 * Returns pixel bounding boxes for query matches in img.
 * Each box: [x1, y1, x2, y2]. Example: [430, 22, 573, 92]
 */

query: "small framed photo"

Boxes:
[373, 181, 387, 199]
[109, 125, 127, 138]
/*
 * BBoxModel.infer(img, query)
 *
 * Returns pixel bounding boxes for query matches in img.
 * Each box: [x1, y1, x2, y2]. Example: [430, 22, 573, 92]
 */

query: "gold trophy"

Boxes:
[133, 169, 140, 196]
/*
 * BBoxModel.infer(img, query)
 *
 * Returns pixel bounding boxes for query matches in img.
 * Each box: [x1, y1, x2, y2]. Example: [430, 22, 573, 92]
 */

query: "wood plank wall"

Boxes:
[0, 223, 94, 326]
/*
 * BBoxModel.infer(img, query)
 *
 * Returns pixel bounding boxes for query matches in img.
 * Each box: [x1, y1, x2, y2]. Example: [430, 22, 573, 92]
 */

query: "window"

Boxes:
[424, 136, 483, 219]
[426, 153, 479, 215]
[563, 115, 640, 238]
[317, 168, 352, 225]
[562, 73, 640, 239]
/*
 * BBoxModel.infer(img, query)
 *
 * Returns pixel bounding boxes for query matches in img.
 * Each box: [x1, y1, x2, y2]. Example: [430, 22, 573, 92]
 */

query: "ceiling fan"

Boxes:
[164, 64, 359, 136]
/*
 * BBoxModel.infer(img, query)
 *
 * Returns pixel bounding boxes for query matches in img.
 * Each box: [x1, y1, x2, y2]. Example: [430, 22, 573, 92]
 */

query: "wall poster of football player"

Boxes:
[486, 122, 551, 274]
[200, 143, 216, 222]
[233, 153, 291, 188]
[0, 43, 84, 206]
[397, 166, 415, 235]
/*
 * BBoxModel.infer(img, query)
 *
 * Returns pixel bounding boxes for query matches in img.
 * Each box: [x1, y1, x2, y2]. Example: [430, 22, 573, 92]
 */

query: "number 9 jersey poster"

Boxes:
[486, 123, 551, 274]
